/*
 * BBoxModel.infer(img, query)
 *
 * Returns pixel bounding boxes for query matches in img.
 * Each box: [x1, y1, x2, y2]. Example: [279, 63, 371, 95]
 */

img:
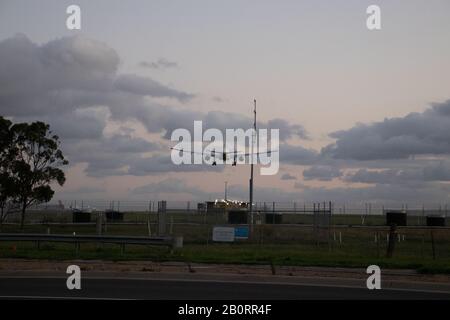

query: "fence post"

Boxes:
[422, 204, 425, 226]
[96, 212, 103, 235]
[157, 201, 167, 236]
[75, 242, 80, 256]
[430, 229, 436, 260]
[376, 232, 380, 258]
[386, 224, 397, 258]
[272, 202, 275, 224]
[170, 216, 174, 235]
[147, 217, 152, 236]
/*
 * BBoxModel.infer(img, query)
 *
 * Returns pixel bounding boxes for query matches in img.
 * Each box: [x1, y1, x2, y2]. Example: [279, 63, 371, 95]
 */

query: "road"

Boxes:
[1, 275, 450, 300]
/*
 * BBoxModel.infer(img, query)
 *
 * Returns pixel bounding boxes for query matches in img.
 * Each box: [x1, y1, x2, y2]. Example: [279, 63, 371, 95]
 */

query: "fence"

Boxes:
[25, 200, 450, 214]
[1, 200, 450, 263]
[5, 200, 448, 227]
[0, 233, 174, 254]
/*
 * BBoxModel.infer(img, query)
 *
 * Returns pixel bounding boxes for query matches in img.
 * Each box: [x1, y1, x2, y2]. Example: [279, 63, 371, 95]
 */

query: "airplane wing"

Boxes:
[170, 147, 224, 156]
[229, 149, 279, 157]
[171, 147, 278, 157]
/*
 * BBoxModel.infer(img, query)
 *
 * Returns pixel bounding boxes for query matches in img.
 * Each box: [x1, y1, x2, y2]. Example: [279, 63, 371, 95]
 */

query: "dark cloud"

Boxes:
[0, 34, 309, 178]
[324, 100, 450, 160]
[267, 118, 308, 140]
[115, 74, 193, 102]
[344, 168, 410, 184]
[303, 165, 343, 181]
[63, 133, 161, 177]
[0, 34, 305, 140]
[279, 144, 319, 165]
[0, 34, 193, 118]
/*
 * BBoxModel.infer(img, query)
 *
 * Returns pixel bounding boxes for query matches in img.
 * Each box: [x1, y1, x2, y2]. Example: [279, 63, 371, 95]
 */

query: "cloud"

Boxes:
[127, 154, 225, 176]
[0, 34, 310, 179]
[267, 118, 308, 140]
[279, 144, 319, 165]
[281, 173, 297, 180]
[62, 186, 106, 194]
[63, 133, 161, 177]
[303, 165, 343, 181]
[323, 100, 450, 160]
[130, 176, 450, 205]
[0, 34, 193, 119]
[0, 34, 305, 141]
[115, 74, 194, 102]
[344, 160, 450, 184]
[139, 58, 178, 69]
[296, 183, 450, 205]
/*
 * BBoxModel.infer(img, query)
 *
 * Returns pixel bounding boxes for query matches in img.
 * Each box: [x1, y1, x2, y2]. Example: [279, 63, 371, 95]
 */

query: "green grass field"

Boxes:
[1, 218, 450, 274]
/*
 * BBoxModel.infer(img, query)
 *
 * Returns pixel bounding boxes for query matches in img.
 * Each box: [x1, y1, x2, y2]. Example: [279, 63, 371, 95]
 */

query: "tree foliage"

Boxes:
[0, 116, 68, 228]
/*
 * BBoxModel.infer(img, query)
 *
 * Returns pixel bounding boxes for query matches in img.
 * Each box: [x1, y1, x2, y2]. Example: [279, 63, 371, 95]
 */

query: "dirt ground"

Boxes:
[1, 258, 450, 285]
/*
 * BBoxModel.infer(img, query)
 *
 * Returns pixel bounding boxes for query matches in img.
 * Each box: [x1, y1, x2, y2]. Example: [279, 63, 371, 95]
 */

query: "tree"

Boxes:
[0, 117, 18, 228]
[8, 120, 68, 229]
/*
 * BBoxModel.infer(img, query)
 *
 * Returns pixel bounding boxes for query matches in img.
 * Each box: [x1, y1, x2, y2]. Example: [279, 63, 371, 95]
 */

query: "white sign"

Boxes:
[212, 227, 235, 242]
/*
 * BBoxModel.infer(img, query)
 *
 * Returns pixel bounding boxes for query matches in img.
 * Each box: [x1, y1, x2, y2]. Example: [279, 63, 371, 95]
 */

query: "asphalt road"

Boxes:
[1, 277, 450, 300]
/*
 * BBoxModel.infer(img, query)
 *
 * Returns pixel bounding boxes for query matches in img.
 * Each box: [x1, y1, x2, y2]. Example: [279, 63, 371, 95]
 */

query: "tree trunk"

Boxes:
[0, 208, 3, 231]
[20, 201, 26, 230]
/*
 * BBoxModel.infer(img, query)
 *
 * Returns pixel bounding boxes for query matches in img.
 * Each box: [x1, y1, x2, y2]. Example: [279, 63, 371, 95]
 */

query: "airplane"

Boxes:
[170, 147, 277, 166]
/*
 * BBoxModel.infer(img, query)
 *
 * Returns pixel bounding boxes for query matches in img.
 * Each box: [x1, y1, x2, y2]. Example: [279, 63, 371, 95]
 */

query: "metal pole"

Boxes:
[249, 99, 256, 230]
[225, 181, 228, 201]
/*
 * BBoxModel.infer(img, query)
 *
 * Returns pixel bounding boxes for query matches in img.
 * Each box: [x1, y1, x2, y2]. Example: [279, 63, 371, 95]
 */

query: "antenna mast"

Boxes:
[249, 99, 256, 225]
[224, 181, 228, 201]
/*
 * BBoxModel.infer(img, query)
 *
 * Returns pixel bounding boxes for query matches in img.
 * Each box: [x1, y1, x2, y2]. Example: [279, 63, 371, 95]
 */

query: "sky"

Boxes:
[1, 0, 450, 206]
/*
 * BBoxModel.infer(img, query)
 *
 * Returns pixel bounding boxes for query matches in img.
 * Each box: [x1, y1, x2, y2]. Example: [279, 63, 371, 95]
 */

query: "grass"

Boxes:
[1, 241, 450, 274]
[1, 213, 450, 274]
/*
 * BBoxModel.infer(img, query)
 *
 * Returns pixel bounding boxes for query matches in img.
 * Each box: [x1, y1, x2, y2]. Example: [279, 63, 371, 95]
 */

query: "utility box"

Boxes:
[228, 210, 248, 224]
[105, 210, 124, 222]
[265, 213, 283, 224]
[72, 211, 91, 223]
[386, 211, 407, 226]
[426, 216, 446, 227]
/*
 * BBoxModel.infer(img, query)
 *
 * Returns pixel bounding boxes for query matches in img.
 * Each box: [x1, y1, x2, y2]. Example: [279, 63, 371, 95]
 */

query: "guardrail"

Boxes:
[0, 233, 175, 254]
